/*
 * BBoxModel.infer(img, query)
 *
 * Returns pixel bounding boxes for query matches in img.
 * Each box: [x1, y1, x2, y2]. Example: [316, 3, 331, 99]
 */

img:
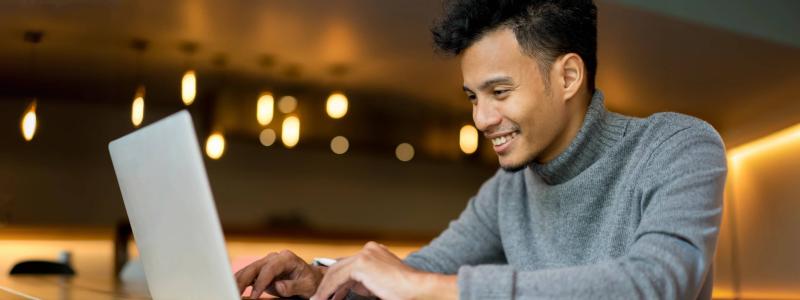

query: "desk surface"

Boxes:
[1, 275, 149, 299]
[0, 227, 422, 300]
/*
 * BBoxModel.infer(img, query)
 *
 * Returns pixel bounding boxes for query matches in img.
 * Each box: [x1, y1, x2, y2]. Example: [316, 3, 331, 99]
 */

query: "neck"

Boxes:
[536, 89, 592, 163]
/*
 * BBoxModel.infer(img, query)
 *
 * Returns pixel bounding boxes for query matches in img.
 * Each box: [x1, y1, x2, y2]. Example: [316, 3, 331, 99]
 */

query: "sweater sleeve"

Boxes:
[403, 170, 508, 274]
[457, 123, 727, 299]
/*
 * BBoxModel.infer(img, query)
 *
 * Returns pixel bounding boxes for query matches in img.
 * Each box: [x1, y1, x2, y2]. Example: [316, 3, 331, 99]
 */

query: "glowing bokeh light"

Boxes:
[181, 70, 196, 105]
[395, 143, 414, 162]
[131, 85, 145, 127]
[278, 96, 297, 114]
[282, 116, 300, 148]
[205, 132, 225, 159]
[459, 124, 479, 154]
[257, 92, 274, 126]
[259, 128, 276, 147]
[331, 136, 349, 154]
[21, 100, 37, 142]
[326, 92, 348, 119]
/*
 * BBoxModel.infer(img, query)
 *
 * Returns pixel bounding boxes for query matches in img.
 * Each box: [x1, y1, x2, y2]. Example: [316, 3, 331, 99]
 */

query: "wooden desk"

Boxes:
[1, 274, 149, 299]
[0, 227, 423, 299]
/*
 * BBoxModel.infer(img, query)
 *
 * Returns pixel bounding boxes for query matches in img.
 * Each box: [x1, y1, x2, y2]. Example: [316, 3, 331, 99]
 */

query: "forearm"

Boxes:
[458, 235, 711, 299]
[412, 272, 458, 300]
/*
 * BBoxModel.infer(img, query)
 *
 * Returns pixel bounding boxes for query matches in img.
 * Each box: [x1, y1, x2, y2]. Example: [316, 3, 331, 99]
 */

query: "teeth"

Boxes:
[491, 132, 516, 146]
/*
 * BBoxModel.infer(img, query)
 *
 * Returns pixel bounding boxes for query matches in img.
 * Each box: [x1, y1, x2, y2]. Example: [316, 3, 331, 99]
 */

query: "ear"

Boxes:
[554, 53, 585, 102]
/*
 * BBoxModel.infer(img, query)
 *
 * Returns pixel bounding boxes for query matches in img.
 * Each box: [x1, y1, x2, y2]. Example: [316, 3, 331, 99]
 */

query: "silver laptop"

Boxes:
[109, 110, 240, 300]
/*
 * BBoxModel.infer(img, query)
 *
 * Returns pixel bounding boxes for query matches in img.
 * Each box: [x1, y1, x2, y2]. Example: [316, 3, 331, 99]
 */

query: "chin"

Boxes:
[498, 158, 529, 172]
[497, 151, 537, 172]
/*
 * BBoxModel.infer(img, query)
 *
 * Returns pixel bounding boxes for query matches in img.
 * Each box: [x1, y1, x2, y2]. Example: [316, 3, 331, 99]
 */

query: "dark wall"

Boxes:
[0, 97, 496, 236]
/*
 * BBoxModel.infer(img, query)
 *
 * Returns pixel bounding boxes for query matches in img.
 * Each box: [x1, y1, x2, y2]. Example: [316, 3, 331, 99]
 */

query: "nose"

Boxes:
[473, 98, 502, 133]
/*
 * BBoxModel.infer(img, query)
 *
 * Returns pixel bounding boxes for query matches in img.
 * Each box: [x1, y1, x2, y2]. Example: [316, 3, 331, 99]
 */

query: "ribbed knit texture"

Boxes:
[403, 91, 727, 299]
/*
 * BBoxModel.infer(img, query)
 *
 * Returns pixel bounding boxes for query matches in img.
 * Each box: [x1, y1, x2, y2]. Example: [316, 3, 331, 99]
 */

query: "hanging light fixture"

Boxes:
[326, 92, 348, 119]
[281, 115, 300, 148]
[130, 39, 148, 127]
[205, 131, 226, 160]
[181, 70, 196, 106]
[257, 92, 274, 126]
[325, 64, 351, 119]
[20, 100, 37, 142]
[21, 30, 43, 142]
[131, 85, 145, 127]
[256, 54, 276, 126]
[203, 54, 229, 160]
[180, 42, 198, 106]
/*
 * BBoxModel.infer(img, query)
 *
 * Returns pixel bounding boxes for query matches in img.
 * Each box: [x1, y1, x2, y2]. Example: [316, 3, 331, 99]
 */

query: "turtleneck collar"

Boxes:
[529, 90, 628, 185]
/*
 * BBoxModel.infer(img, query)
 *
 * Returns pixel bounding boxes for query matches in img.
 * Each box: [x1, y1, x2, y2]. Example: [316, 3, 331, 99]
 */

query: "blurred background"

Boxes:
[0, 0, 798, 299]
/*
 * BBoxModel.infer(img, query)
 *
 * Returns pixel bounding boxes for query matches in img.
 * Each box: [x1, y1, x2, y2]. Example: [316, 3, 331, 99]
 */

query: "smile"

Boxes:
[491, 131, 518, 147]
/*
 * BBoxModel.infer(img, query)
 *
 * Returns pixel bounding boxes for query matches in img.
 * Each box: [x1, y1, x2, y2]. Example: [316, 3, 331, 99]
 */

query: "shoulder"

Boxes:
[632, 112, 724, 151]
[629, 112, 727, 177]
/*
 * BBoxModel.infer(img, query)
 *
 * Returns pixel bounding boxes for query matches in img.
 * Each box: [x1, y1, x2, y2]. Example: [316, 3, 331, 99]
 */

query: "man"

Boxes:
[235, 0, 727, 299]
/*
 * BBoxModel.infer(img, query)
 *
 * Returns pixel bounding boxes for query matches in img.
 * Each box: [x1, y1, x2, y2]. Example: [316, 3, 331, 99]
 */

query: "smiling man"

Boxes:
[235, 0, 728, 299]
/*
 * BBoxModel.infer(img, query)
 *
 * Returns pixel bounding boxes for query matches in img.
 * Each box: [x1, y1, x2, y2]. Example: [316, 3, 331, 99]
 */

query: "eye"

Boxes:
[466, 93, 477, 103]
[493, 89, 510, 97]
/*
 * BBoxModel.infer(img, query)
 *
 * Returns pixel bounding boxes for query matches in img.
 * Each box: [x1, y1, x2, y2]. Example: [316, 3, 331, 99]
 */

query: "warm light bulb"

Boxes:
[257, 92, 274, 126]
[395, 143, 414, 162]
[278, 96, 297, 114]
[281, 116, 300, 148]
[205, 132, 225, 160]
[132, 85, 145, 127]
[326, 92, 348, 119]
[459, 124, 479, 154]
[181, 70, 196, 105]
[21, 100, 37, 142]
[330, 136, 349, 154]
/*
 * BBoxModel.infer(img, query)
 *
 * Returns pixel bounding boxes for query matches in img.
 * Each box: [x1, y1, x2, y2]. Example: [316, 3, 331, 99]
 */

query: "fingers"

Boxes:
[350, 282, 372, 297]
[249, 250, 304, 298]
[272, 278, 316, 298]
[249, 259, 284, 299]
[235, 256, 271, 293]
[312, 256, 355, 300]
[234, 250, 307, 298]
[331, 280, 356, 300]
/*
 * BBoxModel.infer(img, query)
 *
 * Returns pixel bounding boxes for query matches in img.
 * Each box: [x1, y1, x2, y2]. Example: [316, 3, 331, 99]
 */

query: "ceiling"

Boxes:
[0, 0, 798, 147]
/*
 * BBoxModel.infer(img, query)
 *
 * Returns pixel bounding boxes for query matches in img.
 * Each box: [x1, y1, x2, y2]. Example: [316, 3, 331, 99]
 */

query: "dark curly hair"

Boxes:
[432, 0, 597, 92]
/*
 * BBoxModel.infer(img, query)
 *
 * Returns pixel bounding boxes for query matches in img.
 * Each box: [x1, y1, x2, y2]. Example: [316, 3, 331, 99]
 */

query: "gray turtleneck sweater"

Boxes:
[403, 91, 727, 299]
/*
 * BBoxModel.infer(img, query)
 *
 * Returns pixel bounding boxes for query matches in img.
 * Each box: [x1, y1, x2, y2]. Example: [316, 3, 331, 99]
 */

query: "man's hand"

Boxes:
[311, 241, 457, 300]
[234, 249, 324, 299]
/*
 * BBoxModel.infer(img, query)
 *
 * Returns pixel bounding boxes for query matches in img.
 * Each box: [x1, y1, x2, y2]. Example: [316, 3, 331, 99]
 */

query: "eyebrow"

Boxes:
[463, 76, 515, 93]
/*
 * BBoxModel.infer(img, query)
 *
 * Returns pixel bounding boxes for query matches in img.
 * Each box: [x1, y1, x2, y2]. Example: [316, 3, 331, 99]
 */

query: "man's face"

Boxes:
[461, 28, 568, 171]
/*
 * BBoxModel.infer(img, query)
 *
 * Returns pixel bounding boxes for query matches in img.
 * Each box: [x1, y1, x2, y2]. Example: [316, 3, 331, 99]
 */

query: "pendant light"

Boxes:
[256, 54, 276, 126]
[130, 38, 148, 127]
[180, 42, 198, 106]
[21, 30, 43, 142]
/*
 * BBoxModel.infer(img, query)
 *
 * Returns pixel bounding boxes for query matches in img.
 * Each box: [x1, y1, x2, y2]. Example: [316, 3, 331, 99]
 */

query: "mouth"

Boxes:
[490, 131, 518, 155]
